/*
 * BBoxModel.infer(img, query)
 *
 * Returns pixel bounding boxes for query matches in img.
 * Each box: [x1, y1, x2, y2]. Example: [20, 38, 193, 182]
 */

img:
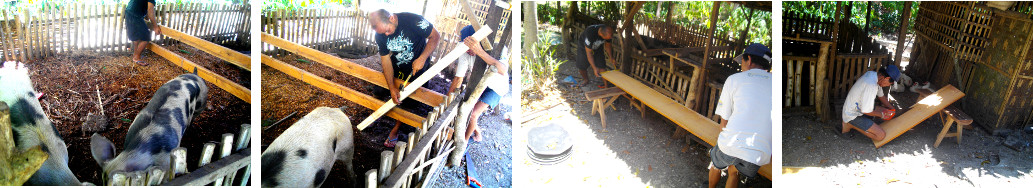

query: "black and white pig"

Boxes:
[262, 107, 356, 188]
[89, 73, 207, 176]
[0, 61, 83, 185]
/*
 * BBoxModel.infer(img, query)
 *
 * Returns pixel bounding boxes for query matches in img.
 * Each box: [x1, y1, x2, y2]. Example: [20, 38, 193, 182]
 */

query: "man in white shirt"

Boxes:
[841, 64, 901, 141]
[452, 25, 509, 142]
[708, 43, 772, 188]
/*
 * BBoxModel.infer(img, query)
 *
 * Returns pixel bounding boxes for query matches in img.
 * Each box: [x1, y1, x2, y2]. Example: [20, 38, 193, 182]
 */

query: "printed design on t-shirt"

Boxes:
[585, 38, 605, 50]
[387, 31, 415, 66]
[418, 19, 430, 30]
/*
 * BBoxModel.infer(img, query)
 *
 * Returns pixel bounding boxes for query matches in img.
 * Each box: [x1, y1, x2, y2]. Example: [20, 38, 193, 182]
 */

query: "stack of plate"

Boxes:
[527, 122, 573, 165]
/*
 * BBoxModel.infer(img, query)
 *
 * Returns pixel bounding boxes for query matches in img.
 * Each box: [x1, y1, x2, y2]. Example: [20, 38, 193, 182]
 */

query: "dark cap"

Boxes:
[885, 64, 901, 82]
[733, 43, 771, 65]
[460, 25, 475, 41]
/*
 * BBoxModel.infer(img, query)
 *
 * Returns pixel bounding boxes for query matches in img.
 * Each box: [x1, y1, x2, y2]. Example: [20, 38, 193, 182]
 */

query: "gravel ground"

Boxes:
[427, 92, 514, 188]
[782, 90, 1033, 187]
[517, 60, 771, 187]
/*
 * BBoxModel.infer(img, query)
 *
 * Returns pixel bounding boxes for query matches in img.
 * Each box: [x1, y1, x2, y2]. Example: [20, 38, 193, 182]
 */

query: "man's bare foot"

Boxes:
[133, 58, 148, 66]
[841, 123, 850, 134]
[472, 127, 483, 142]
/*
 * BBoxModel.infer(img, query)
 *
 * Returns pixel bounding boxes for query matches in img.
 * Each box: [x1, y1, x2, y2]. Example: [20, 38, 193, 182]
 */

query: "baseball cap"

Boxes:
[733, 43, 771, 66]
[885, 64, 901, 82]
[460, 25, 475, 41]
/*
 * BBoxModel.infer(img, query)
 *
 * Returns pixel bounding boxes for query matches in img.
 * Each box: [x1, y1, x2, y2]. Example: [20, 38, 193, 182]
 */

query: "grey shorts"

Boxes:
[709, 145, 760, 178]
[848, 115, 876, 131]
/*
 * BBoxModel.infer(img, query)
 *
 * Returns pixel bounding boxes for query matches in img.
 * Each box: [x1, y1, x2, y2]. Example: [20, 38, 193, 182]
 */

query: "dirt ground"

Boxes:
[782, 89, 1033, 186]
[518, 60, 771, 187]
[19, 42, 250, 184]
[260, 52, 512, 187]
[426, 93, 513, 188]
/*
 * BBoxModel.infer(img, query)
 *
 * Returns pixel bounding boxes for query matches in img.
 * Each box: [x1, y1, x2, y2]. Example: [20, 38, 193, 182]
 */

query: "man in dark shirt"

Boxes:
[125, 0, 161, 66]
[369, 9, 441, 147]
[576, 24, 615, 88]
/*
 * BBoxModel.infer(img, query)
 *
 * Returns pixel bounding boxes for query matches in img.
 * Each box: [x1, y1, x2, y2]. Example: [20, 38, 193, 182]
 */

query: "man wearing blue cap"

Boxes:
[841, 64, 901, 141]
[709, 43, 772, 188]
[450, 25, 509, 142]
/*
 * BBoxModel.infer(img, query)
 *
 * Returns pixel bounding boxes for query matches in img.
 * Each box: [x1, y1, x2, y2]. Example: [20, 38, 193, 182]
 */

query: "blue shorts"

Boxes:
[479, 88, 501, 108]
[124, 14, 151, 41]
[848, 115, 876, 131]
[710, 145, 760, 178]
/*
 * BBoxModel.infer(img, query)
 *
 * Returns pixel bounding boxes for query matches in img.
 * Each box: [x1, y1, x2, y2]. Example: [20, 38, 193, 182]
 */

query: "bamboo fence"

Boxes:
[0, 3, 250, 62]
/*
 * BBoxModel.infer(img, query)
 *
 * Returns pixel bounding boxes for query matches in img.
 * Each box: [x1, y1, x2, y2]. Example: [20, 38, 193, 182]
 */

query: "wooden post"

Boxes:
[128, 171, 145, 186]
[816, 43, 832, 121]
[236, 124, 251, 151]
[109, 172, 128, 186]
[894, 2, 912, 66]
[198, 143, 217, 167]
[169, 147, 188, 179]
[523, 1, 538, 59]
[695, 2, 721, 109]
[146, 167, 165, 185]
[379, 151, 393, 182]
[365, 169, 378, 188]
[217, 133, 234, 185]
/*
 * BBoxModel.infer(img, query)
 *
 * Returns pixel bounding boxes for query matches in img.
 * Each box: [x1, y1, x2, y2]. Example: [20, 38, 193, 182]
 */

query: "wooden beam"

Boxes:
[601, 71, 771, 179]
[874, 85, 964, 148]
[381, 96, 461, 188]
[158, 25, 250, 71]
[260, 33, 445, 106]
[162, 148, 251, 186]
[894, 2, 912, 66]
[261, 55, 425, 127]
[149, 43, 251, 103]
[356, 27, 492, 130]
[815, 43, 832, 122]
[459, 0, 493, 51]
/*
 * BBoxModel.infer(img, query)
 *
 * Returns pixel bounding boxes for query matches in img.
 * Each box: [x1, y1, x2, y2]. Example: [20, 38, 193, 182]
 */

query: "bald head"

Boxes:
[598, 25, 614, 39]
[369, 9, 397, 35]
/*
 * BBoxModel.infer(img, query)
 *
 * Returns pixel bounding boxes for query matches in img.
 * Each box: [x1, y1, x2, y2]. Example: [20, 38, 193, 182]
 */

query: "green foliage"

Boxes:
[522, 34, 565, 91]
[784, 1, 918, 36]
[262, 0, 351, 11]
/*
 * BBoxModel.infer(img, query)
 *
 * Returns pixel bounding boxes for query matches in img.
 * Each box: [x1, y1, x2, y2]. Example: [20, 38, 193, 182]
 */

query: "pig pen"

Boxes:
[261, 52, 457, 187]
[19, 42, 250, 184]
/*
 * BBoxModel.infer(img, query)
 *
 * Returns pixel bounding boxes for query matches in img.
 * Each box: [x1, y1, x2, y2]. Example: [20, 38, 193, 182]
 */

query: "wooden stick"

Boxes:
[459, 0, 493, 51]
[148, 43, 251, 103]
[261, 32, 445, 106]
[356, 27, 492, 130]
[158, 25, 251, 71]
[260, 55, 425, 127]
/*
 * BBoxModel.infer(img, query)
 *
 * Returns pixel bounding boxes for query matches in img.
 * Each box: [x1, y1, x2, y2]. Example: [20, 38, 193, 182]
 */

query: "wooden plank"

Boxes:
[601, 71, 771, 179]
[458, 0, 492, 51]
[381, 98, 460, 188]
[874, 85, 965, 148]
[162, 148, 250, 186]
[261, 55, 425, 127]
[149, 43, 251, 103]
[158, 25, 251, 71]
[355, 27, 492, 130]
[260, 32, 445, 106]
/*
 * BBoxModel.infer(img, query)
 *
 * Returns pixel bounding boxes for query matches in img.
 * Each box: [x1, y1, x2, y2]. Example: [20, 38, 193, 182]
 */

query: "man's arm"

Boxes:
[585, 47, 600, 76]
[720, 118, 728, 129]
[465, 37, 507, 76]
[878, 95, 893, 109]
[381, 55, 401, 104]
[448, 76, 463, 94]
[147, 2, 161, 35]
[412, 27, 440, 75]
[604, 42, 614, 65]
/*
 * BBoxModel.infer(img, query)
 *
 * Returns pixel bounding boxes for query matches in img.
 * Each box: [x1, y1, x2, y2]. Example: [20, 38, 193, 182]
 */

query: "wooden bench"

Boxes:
[935, 106, 973, 148]
[584, 87, 644, 130]
[601, 71, 771, 179]
[874, 85, 965, 148]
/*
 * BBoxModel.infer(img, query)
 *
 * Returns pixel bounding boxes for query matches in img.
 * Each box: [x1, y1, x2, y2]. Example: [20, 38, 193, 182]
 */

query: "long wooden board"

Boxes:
[159, 25, 251, 71]
[874, 85, 964, 148]
[355, 27, 492, 130]
[261, 55, 425, 127]
[149, 43, 251, 103]
[261, 33, 445, 106]
[601, 71, 771, 179]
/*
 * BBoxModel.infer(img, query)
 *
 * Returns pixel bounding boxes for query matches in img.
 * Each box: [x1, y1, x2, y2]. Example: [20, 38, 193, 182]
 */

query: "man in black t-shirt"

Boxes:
[576, 24, 615, 88]
[369, 9, 441, 147]
[125, 0, 162, 66]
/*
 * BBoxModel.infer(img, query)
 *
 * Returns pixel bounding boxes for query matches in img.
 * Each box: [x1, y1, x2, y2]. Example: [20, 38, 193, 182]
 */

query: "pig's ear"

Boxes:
[90, 133, 116, 166]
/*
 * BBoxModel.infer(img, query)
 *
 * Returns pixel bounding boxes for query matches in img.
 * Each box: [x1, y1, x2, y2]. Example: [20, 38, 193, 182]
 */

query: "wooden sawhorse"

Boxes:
[934, 106, 973, 148]
[585, 87, 644, 130]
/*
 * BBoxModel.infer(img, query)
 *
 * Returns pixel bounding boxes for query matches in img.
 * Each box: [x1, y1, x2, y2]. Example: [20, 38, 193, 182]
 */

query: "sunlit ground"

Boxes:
[784, 145, 1033, 187]
[516, 102, 653, 187]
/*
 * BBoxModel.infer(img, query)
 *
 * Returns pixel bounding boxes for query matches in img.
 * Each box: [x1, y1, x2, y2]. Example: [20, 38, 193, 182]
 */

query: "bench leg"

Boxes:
[934, 118, 955, 148]
[956, 122, 963, 144]
[591, 99, 600, 115]
[600, 108, 607, 131]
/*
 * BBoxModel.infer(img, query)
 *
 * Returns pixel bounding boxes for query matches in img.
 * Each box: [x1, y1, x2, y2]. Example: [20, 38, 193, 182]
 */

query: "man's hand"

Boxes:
[390, 86, 401, 104]
[412, 56, 427, 74]
[464, 37, 483, 54]
[153, 26, 162, 36]
[593, 67, 603, 77]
